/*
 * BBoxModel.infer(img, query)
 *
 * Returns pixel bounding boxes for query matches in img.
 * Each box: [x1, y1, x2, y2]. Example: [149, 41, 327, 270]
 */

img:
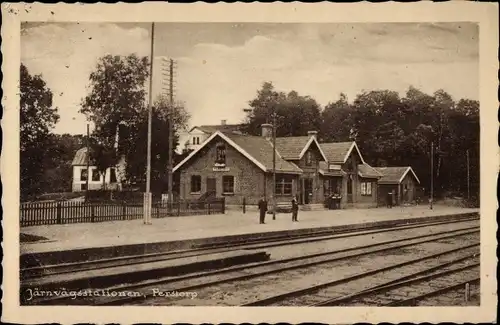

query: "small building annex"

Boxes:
[374, 166, 421, 206]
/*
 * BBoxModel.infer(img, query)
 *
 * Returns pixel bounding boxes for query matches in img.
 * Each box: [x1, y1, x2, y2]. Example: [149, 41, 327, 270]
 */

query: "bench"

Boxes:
[267, 202, 293, 214]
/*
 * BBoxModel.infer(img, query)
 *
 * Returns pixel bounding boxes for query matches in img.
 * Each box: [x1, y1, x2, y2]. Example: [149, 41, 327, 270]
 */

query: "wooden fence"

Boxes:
[20, 198, 226, 227]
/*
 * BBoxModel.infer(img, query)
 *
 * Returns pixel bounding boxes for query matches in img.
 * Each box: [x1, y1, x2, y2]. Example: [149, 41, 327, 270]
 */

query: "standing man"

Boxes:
[291, 195, 299, 222]
[387, 191, 393, 208]
[258, 196, 268, 224]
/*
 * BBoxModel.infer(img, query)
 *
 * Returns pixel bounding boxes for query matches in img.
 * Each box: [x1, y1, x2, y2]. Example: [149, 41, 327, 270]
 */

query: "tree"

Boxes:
[20, 63, 60, 197]
[122, 95, 191, 192]
[349, 90, 403, 165]
[39, 134, 85, 193]
[242, 82, 322, 137]
[80, 54, 149, 186]
[320, 93, 352, 142]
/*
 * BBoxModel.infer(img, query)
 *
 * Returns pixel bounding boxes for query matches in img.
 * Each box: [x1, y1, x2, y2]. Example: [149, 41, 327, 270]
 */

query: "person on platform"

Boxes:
[291, 195, 299, 222]
[258, 196, 268, 224]
[387, 191, 393, 208]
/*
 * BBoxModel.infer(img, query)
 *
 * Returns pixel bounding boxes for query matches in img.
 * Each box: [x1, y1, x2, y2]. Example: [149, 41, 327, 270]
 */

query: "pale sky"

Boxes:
[21, 22, 479, 135]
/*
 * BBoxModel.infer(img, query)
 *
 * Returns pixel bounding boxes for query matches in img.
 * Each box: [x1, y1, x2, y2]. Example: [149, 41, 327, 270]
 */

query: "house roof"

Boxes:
[173, 131, 303, 174]
[318, 161, 346, 177]
[374, 166, 421, 184]
[275, 136, 328, 161]
[190, 124, 242, 134]
[72, 147, 92, 166]
[320, 141, 366, 164]
[225, 132, 302, 173]
[358, 163, 383, 179]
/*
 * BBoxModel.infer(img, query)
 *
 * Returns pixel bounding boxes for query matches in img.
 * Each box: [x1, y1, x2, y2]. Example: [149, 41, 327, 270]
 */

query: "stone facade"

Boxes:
[175, 128, 384, 209]
[179, 139, 267, 205]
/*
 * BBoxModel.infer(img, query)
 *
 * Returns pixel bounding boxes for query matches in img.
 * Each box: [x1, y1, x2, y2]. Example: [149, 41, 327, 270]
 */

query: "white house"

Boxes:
[71, 147, 125, 192]
[179, 120, 243, 153]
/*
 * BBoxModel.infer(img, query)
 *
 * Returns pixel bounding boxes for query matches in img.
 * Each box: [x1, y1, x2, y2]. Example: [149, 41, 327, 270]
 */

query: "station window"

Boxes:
[324, 178, 341, 196]
[191, 175, 202, 193]
[361, 181, 372, 196]
[215, 142, 226, 165]
[275, 175, 293, 196]
[222, 175, 235, 194]
[305, 151, 312, 166]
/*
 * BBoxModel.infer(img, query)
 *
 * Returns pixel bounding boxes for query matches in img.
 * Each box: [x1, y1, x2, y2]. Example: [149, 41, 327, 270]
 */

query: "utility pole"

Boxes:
[168, 58, 174, 214]
[430, 141, 434, 210]
[272, 112, 277, 220]
[144, 22, 155, 225]
[161, 57, 177, 214]
[467, 149, 470, 200]
[85, 123, 90, 202]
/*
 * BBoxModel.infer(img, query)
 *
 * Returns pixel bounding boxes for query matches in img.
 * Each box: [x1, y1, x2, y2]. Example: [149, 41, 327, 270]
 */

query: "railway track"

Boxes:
[99, 225, 478, 306]
[25, 218, 479, 306]
[320, 263, 480, 307]
[22, 215, 479, 280]
[249, 251, 479, 306]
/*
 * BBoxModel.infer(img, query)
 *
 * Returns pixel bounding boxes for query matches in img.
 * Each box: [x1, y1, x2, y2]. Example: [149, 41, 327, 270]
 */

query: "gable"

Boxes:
[275, 136, 310, 160]
[275, 136, 327, 162]
[297, 141, 325, 167]
[346, 145, 363, 165]
[189, 127, 207, 135]
[375, 166, 420, 184]
[320, 141, 365, 165]
[173, 131, 303, 174]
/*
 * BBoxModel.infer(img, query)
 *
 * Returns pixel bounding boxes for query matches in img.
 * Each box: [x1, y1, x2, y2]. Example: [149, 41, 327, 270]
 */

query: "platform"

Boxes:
[20, 205, 478, 266]
[21, 249, 270, 295]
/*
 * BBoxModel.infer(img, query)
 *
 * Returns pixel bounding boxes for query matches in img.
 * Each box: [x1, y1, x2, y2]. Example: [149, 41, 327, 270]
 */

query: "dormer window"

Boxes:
[215, 142, 226, 166]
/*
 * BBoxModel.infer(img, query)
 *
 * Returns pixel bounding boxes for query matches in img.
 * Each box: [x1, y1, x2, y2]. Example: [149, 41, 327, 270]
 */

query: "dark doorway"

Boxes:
[207, 177, 216, 197]
[304, 178, 313, 204]
[347, 175, 353, 203]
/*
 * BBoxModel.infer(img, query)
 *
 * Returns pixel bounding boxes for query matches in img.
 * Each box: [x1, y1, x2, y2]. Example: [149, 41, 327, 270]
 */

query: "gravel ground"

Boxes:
[416, 283, 480, 306]
[134, 224, 479, 306]
[249, 220, 478, 262]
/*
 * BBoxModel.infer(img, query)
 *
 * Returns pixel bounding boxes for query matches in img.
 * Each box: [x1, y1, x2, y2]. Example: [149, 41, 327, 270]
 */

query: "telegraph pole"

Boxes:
[161, 57, 177, 214]
[430, 141, 434, 210]
[272, 113, 277, 220]
[144, 22, 155, 225]
[168, 58, 174, 213]
[85, 123, 90, 201]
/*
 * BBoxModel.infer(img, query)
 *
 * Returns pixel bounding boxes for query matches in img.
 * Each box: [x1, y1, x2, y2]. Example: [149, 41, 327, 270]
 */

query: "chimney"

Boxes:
[308, 130, 318, 138]
[261, 123, 273, 139]
[221, 119, 227, 125]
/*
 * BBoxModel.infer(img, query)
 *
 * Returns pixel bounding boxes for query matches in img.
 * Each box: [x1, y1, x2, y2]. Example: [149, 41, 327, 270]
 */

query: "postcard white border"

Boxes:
[1, 2, 498, 324]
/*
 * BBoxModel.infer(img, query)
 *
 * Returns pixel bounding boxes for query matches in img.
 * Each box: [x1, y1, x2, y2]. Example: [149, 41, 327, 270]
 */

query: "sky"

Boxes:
[21, 22, 479, 135]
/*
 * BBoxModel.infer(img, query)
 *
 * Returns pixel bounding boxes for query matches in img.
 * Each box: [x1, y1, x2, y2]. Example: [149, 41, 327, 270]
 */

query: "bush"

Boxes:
[22, 192, 84, 203]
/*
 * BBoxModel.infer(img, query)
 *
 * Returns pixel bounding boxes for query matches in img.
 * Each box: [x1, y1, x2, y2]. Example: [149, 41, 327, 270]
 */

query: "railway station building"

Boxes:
[173, 124, 383, 209]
